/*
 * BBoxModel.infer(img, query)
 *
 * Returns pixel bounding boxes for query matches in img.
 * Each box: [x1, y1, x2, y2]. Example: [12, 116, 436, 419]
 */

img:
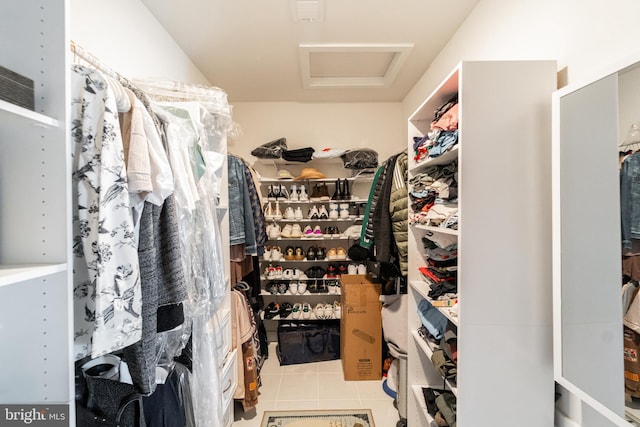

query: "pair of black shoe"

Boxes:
[306, 246, 326, 261]
[305, 266, 327, 279]
[307, 282, 328, 293]
[324, 226, 341, 235]
[264, 302, 293, 320]
[348, 203, 367, 217]
[267, 184, 288, 201]
[331, 179, 351, 200]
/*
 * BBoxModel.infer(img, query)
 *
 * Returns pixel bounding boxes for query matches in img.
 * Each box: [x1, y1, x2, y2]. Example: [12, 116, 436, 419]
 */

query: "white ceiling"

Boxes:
[141, 0, 479, 103]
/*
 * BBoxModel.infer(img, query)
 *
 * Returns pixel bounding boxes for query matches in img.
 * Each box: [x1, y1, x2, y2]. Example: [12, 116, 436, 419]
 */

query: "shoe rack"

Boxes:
[258, 175, 373, 342]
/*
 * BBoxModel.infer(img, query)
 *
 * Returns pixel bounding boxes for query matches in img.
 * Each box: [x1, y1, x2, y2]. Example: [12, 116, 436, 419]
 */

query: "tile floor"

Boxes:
[233, 343, 400, 426]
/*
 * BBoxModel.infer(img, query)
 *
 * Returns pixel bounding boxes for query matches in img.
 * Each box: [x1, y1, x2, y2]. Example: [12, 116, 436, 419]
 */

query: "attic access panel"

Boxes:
[299, 43, 413, 88]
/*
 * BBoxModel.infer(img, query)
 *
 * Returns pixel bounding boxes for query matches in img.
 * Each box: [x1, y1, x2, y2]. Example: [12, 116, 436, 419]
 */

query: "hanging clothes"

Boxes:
[227, 154, 267, 285]
[70, 48, 234, 425]
[71, 65, 142, 360]
[231, 289, 259, 411]
[390, 152, 409, 276]
[115, 80, 188, 395]
[228, 155, 259, 255]
[239, 156, 267, 255]
[372, 153, 399, 265]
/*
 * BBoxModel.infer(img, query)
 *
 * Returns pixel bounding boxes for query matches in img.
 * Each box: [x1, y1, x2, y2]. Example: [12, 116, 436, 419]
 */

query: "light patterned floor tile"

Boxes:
[317, 399, 362, 410]
[318, 373, 360, 400]
[356, 379, 392, 400]
[257, 373, 280, 402]
[274, 400, 319, 410]
[277, 371, 319, 400]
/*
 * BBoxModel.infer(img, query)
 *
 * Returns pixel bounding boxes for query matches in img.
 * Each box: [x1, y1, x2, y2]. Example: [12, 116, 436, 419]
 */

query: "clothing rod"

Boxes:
[69, 40, 233, 117]
[69, 40, 124, 82]
[133, 79, 231, 115]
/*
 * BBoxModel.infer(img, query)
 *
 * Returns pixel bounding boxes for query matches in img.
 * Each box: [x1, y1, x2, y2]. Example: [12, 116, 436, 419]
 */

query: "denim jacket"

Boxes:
[228, 155, 266, 255]
[228, 155, 257, 255]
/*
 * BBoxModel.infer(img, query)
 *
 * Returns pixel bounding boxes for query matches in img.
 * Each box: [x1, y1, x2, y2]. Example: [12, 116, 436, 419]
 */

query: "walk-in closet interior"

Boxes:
[4, 1, 640, 426]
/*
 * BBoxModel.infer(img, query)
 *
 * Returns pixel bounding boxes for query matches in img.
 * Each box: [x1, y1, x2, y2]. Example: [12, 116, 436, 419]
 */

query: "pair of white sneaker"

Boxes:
[283, 206, 304, 220]
[288, 184, 309, 201]
[264, 202, 283, 220]
[347, 264, 367, 275]
[282, 268, 302, 279]
[281, 223, 303, 238]
[264, 246, 283, 261]
[291, 302, 311, 319]
[327, 282, 340, 294]
[308, 205, 329, 220]
[315, 302, 334, 319]
[267, 223, 281, 239]
[303, 225, 323, 237]
[288, 281, 308, 294]
[328, 203, 351, 219]
[265, 264, 283, 279]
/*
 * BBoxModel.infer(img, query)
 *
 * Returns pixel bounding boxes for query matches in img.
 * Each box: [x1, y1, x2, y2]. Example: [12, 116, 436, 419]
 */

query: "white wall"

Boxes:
[403, 0, 640, 118]
[230, 102, 404, 178]
[70, 0, 209, 84]
[401, 1, 640, 426]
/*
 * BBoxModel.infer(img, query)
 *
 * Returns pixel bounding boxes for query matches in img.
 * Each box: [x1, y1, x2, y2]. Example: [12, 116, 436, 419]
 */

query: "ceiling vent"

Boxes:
[291, 0, 324, 22]
[299, 43, 413, 88]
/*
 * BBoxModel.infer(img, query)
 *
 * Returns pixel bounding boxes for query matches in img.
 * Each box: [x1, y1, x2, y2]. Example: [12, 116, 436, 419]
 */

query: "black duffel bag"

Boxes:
[277, 321, 340, 365]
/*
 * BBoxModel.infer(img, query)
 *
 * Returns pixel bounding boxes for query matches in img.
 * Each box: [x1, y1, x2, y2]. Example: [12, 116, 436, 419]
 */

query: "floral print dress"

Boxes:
[71, 65, 142, 359]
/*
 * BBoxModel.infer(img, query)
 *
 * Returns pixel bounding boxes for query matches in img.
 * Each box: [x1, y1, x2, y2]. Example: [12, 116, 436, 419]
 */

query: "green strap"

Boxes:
[359, 166, 384, 249]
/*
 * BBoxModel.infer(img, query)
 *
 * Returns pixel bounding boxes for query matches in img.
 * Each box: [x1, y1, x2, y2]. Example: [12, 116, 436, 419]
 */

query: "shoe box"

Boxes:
[340, 275, 382, 381]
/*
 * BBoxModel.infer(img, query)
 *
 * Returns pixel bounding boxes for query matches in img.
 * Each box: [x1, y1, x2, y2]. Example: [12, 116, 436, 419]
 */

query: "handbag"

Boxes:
[341, 149, 379, 169]
[250, 137, 287, 159]
[77, 376, 144, 427]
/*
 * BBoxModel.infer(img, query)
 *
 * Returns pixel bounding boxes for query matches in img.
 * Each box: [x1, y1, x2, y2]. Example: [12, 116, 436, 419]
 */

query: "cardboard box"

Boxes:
[340, 274, 382, 380]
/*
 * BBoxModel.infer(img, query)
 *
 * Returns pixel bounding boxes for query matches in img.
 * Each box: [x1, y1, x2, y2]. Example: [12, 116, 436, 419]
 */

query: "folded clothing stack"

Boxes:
[412, 94, 459, 164]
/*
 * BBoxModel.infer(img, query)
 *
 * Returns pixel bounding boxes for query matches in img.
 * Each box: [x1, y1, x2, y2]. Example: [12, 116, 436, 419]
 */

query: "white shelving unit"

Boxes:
[0, 0, 73, 414]
[213, 140, 236, 427]
[406, 60, 556, 427]
[258, 175, 372, 342]
[410, 281, 458, 326]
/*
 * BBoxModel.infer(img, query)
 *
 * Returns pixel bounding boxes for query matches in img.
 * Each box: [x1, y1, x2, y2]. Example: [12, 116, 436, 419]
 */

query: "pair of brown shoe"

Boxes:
[309, 183, 330, 201]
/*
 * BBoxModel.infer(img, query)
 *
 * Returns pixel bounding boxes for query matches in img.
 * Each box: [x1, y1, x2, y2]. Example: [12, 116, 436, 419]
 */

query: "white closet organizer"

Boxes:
[0, 0, 73, 414]
[406, 61, 556, 427]
[215, 147, 236, 427]
[258, 175, 372, 339]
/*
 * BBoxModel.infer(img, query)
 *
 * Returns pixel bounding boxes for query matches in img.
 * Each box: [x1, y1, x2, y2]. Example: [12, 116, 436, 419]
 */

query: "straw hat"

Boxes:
[277, 169, 294, 180]
[295, 167, 327, 180]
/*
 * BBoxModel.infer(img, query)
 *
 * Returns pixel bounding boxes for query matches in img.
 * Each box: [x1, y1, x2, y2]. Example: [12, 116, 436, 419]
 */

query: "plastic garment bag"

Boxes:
[150, 101, 229, 427]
